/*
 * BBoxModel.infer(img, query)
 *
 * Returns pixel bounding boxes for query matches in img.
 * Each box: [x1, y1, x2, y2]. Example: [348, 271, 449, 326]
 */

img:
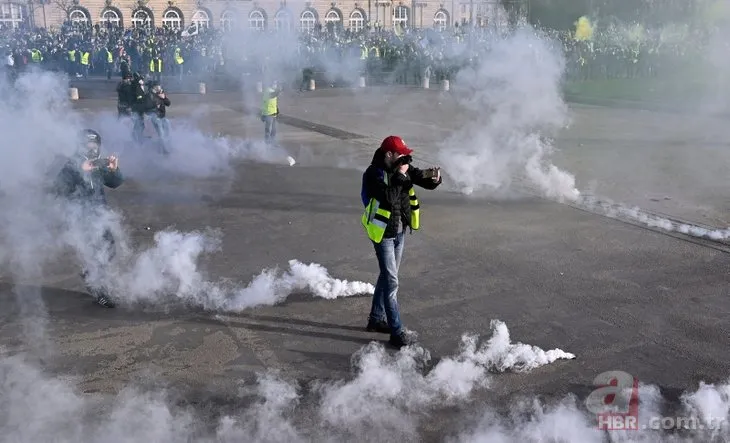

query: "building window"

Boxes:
[100, 8, 121, 27]
[0, 3, 25, 28]
[349, 9, 364, 32]
[220, 11, 235, 30]
[191, 10, 209, 28]
[274, 9, 291, 31]
[249, 10, 265, 30]
[300, 10, 316, 32]
[132, 9, 152, 28]
[69, 8, 89, 26]
[434, 10, 448, 30]
[393, 5, 408, 28]
[162, 9, 182, 29]
[324, 9, 341, 24]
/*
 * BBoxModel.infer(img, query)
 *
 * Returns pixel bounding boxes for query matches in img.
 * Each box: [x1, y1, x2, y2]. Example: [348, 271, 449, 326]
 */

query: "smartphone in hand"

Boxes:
[423, 168, 440, 179]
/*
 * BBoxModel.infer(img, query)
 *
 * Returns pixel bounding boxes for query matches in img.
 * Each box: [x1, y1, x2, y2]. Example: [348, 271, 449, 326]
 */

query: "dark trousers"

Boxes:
[80, 228, 116, 294]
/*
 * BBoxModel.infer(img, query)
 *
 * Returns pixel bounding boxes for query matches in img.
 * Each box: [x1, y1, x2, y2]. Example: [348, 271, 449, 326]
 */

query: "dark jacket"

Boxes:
[116, 79, 134, 109]
[131, 82, 154, 114]
[54, 157, 124, 206]
[361, 149, 442, 238]
[148, 92, 170, 118]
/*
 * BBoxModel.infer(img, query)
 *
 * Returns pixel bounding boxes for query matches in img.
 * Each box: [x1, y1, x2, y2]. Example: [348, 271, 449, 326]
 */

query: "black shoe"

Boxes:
[366, 319, 391, 334]
[95, 294, 116, 308]
[389, 331, 415, 349]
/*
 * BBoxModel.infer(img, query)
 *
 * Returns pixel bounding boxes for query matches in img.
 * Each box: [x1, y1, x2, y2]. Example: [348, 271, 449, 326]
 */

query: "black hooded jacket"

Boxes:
[148, 92, 171, 118]
[361, 149, 442, 239]
[53, 156, 124, 206]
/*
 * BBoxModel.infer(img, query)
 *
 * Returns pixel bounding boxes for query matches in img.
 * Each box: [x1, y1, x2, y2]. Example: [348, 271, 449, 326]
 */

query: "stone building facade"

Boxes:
[0, 0, 458, 32]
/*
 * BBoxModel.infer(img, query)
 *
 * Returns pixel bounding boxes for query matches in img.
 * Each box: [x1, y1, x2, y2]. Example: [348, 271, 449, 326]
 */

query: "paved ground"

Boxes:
[1, 82, 729, 441]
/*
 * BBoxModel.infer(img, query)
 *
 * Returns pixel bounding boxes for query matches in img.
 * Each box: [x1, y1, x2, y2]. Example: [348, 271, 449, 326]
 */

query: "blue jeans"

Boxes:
[150, 114, 170, 139]
[132, 113, 145, 143]
[263, 115, 277, 144]
[370, 231, 405, 336]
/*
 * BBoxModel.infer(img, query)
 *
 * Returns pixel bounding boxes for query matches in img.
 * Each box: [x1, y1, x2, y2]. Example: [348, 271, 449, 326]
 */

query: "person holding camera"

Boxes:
[130, 72, 151, 144]
[360, 135, 442, 348]
[146, 81, 171, 154]
[53, 129, 124, 308]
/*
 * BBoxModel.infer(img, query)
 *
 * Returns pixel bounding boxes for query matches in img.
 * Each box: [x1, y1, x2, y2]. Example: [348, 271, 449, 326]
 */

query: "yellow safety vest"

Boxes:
[261, 88, 278, 116]
[369, 46, 380, 58]
[106, 50, 113, 63]
[81, 52, 89, 65]
[150, 58, 162, 72]
[31, 49, 42, 62]
[361, 172, 419, 243]
[68, 50, 75, 61]
[175, 49, 184, 64]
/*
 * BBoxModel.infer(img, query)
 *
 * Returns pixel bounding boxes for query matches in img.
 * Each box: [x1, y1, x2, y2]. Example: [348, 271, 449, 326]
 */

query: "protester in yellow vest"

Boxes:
[360, 135, 442, 348]
[149, 55, 163, 83]
[105, 48, 114, 80]
[30, 49, 42, 63]
[174, 47, 184, 80]
[80, 50, 90, 78]
[67, 49, 77, 76]
[260, 81, 281, 145]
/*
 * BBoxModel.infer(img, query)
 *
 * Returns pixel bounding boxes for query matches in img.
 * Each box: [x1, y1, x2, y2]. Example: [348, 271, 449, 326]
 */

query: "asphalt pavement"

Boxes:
[0, 81, 728, 441]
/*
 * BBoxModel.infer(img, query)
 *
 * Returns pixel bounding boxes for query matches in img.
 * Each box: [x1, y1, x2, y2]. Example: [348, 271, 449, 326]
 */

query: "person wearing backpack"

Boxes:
[360, 135, 442, 348]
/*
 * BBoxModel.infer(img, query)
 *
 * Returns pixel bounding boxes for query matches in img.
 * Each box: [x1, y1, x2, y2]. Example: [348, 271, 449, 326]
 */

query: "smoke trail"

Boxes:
[95, 224, 374, 310]
[436, 26, 579, 202]
[576, 194, 730, 242]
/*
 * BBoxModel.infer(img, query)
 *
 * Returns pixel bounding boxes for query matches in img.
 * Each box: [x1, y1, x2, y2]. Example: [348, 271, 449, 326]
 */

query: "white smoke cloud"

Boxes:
[84, 110, 295, 183]
[101, 226, 374, 310]
[436, 26, 579, 202]
[2, 320, 728, 442]
[0, 320, 580, 443]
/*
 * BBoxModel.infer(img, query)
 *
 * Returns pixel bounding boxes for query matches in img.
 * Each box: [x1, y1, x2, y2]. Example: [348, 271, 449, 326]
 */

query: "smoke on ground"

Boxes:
[574, 194, 730, 242]
[0, 69, 320, 357]
[436, 26, 579, 203]
[1, 319, 728, 442]
[95, 226, 374, 311]
[86, 111, 296, 183]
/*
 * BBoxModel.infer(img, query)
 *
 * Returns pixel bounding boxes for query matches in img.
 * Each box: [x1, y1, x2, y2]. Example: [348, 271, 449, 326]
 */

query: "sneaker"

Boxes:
[95, 294, 116, 308]
[366, 319, 390, 334]
[389, 331, 415, 349]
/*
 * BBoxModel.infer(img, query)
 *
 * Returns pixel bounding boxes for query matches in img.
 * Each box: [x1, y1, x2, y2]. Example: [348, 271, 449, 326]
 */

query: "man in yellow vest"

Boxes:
[149, 54, 162, 83]
[174, 47, 184, 81]
[360, 135, 442, 348]
[260, 80, 281, 145]
[30, 48, 42, 64]
[80, 50, 90, 78]
[68, 48, 77, 76]
[105, 47, 114, 80]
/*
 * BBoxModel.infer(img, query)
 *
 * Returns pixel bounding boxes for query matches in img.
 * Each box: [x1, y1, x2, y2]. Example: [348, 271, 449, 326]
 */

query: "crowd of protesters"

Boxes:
[1, 16, 719, 88]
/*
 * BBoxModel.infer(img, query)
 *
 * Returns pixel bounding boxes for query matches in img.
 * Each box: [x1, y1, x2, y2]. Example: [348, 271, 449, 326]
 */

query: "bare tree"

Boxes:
[53, 0, 76, 16]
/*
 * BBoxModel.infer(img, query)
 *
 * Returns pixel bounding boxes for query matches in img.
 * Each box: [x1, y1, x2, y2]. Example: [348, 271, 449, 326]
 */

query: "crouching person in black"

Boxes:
[53, 129, 124, 308]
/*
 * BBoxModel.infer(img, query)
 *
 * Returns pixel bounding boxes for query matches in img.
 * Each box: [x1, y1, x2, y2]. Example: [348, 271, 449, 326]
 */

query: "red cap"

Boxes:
[380, 135, 413, 156]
